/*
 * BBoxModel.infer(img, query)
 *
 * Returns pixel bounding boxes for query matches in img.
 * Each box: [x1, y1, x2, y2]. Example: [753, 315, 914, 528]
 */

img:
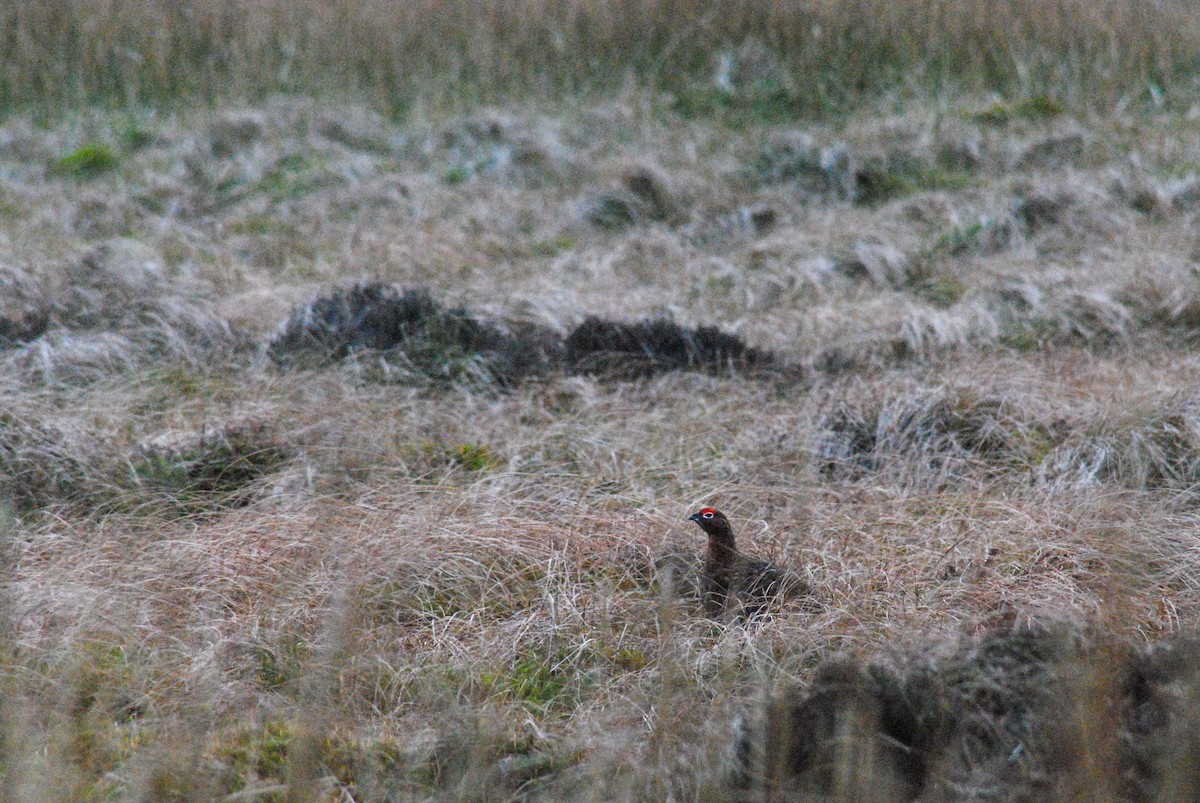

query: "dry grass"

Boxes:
[5, 60, 1200, 797]
[3, 0, 1200, 114]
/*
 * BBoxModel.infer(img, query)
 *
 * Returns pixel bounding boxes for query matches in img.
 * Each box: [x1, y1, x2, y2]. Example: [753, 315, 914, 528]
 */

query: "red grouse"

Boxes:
[687, 507, 816, 619]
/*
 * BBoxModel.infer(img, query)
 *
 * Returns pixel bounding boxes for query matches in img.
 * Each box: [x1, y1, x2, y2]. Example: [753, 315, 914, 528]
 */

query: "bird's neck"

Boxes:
[705, 533, 739, 572]
[703, 532, 739, 617]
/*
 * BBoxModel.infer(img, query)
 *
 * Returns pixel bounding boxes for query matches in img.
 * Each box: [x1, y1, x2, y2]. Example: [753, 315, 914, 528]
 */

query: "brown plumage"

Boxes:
[687, 507, 816, 619]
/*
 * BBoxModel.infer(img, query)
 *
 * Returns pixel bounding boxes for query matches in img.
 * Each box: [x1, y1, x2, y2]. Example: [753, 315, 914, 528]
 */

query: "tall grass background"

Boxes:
[5, 0, 1200, 115]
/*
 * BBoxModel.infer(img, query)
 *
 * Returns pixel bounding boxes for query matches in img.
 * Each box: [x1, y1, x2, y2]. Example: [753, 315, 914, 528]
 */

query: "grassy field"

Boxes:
[5, 0, 1200, 115]
[5, 1, 1200, 800]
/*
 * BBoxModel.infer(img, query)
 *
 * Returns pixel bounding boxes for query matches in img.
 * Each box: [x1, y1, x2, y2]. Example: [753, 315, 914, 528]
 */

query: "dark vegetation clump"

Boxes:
[1014, 185, 1077, 231]
[852, 151, 974, 207]
[0, 310, 49, 347]
[0, 412, 101, 514]
[130, 421, 293, 514]
[0, 246, 243, 383]
[738, 625, 1200, 801]
[747, 134, 855, 200]
[434, 113, 568, 186]
[688, 205, 778, 248]
[748, 136, 977, 207]
[584, 166, 682, 229]
[270, 285, 788, 385]
[816, 391, 1060, 484]
[1037, 406, 1200, 492]
[207, 112, 265, 158]
[0, 266, 52, 350]
[564, 316, 777, 379]
[0, 414, 292, 517]
[620, 166, 680, 224]
[1015, 132, 1085, 171]
[817, 392, 1200, 494]
[267, 283, 561, 386]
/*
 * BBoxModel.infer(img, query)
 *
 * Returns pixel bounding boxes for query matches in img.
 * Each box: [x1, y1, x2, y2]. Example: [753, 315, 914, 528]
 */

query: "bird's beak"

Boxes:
[687, 512, 702, 523]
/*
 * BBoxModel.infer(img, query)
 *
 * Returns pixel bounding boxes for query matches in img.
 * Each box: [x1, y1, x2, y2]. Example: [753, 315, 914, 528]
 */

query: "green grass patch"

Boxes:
[51, 143, 119, 179]
[397, 440, 503, 477]
[207, 722, 378, 796]
[442, 165, 472, 185]
[605, 646, 649, 672]
[257, 152, 326, 200]
[855, 165, 975, 206]
[149, 367, 204, 397]
[912, 274, 968, 308]
[933, 219, 993, 256]
[529, 234, 579, 258]
[227, 215, 298, 236]
[495, 643, 595, 714]
[670, 81, 809, 126]
[999, 316, 1059, 351]
[912, 168, 975, 192]
[3, 2, 1197, 121]
[216, 719, 293, 789]
[442, 153, 498, 185]
[49, 642, 150, 796]
[389, 559, 545, 624]
[132, 192, 167, 214]
[215, 175, 248, 198]
[704, 275, 737, 295]
[1150, 160, 1200, 180]
[970, 95, 1064, 126]
[453, 442, 499, 471]
[119, 118, 156, 152]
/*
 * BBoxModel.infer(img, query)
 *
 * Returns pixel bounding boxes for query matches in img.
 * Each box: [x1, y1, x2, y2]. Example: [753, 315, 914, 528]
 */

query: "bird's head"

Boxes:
[688, 507, 733, 538]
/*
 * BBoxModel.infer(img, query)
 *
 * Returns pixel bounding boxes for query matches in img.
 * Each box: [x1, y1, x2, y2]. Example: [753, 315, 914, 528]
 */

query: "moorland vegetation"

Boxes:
[5, 1, 1200, 799]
